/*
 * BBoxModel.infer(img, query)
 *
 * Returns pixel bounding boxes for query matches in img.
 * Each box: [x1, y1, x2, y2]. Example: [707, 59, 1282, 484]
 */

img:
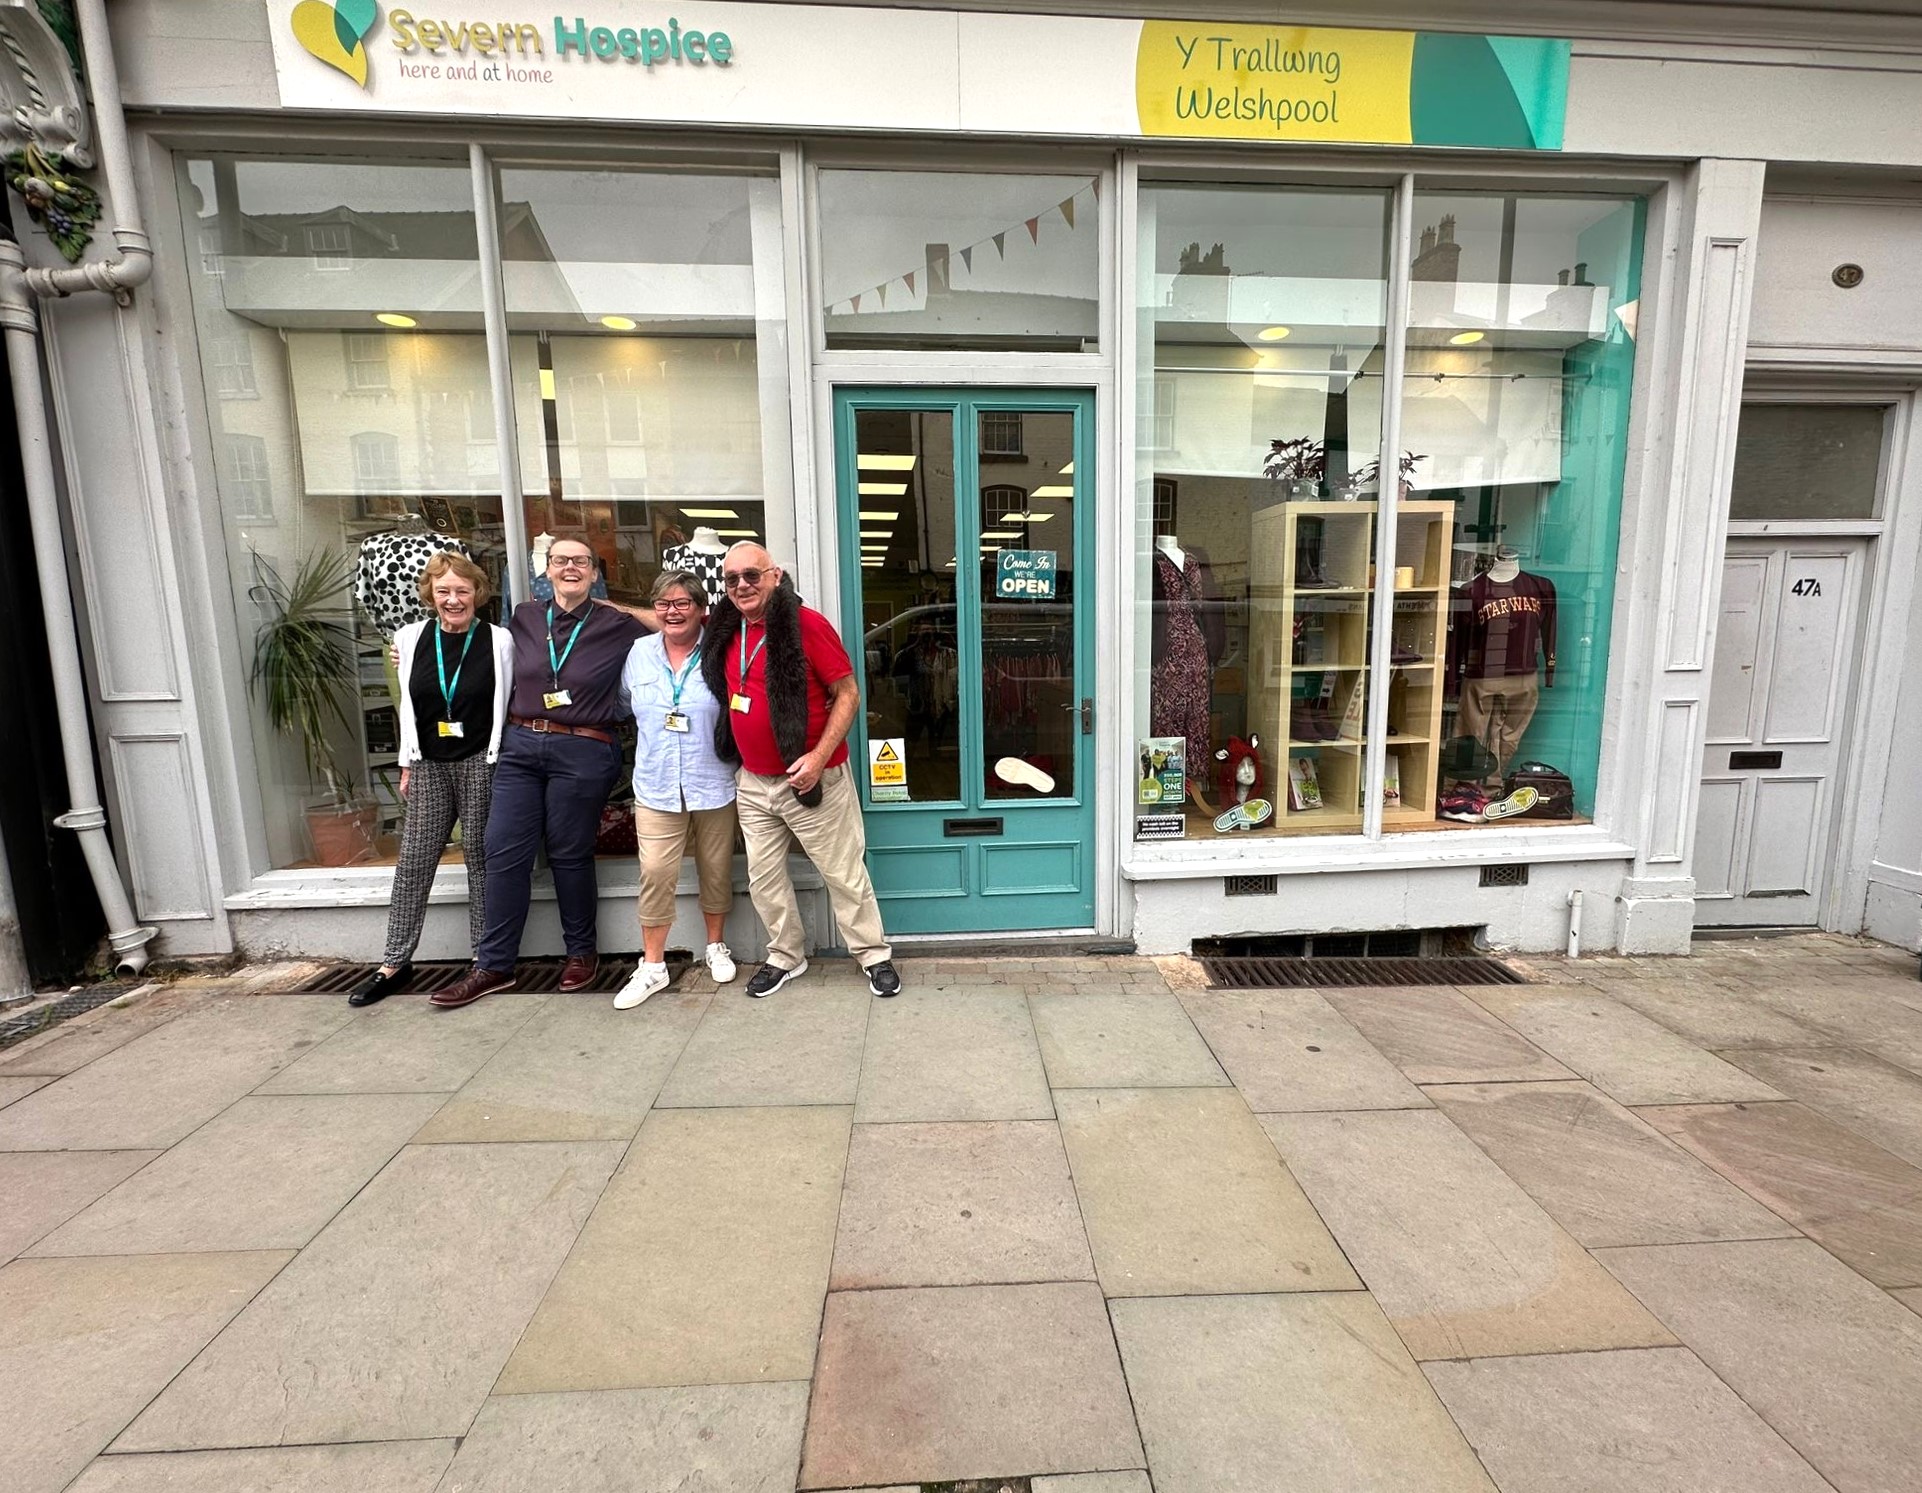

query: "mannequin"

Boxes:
[1149, 532, 1224, 811]
[1446, 546, 1556, 787]
[662, 525, 730, 597]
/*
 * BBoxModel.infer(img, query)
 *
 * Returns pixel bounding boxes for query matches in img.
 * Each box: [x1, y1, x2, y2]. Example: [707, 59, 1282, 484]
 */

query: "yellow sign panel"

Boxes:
[1136, 22, 1414, 144]
[868, 737, 907, 800]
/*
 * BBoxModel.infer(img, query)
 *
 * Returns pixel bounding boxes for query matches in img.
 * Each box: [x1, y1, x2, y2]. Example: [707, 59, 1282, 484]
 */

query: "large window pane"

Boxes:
[1134, 185, 1391, 837]
[820, 170, 1099, 352]
[182, 155, 507, 868]
[1395, 193, 1642, 830]
[1730, 404, 1885, 521]
[497, 167, 790, 600]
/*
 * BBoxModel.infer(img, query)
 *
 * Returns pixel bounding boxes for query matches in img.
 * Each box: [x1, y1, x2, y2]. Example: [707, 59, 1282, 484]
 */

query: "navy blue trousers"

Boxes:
[475, 727, 622, 971]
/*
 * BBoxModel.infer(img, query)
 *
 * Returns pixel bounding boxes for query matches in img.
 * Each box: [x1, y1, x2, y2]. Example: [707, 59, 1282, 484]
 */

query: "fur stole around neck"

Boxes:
[701, 581, 811, 767]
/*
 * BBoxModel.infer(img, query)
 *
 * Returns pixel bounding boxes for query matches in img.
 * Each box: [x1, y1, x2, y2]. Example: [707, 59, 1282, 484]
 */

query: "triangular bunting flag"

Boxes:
[905, 270, 916, 295]
[850, 293, 861, 314]
[1025, 216, 1040, 244]
[992, 232, 1006, 258]
[879, 282, 889, 307]
[1060, 196, 1076, 229]
[960, 246, 973, 273]
[1092, 177, 1101, 201]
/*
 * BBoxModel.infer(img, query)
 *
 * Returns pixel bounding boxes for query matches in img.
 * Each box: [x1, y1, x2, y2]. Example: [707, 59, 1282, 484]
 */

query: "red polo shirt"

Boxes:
[724, 605, 855, 776]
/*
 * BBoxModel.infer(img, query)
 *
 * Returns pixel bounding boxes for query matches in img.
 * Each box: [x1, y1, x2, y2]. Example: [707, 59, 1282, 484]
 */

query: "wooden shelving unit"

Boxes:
[1249, 499, 1455, 831]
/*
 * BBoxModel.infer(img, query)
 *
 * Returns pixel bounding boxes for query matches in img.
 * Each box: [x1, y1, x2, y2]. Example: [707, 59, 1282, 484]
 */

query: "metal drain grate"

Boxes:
[1479, 864, 1531, 887]
[289, 954, 691, 997]
[1201, 955, 1526, 989]
[0, 983, 142, 1051]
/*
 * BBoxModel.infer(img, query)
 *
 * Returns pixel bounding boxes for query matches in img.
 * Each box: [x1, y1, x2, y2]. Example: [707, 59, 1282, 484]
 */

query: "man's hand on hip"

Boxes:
[786, 750, 826, 796]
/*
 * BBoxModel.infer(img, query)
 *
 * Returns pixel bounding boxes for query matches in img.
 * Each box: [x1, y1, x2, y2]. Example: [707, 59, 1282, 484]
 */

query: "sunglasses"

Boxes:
[722, 569, 767, 589]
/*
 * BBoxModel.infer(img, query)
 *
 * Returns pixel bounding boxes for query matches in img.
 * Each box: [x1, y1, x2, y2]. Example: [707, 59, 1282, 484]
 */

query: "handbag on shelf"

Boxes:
[1502, 761, 1576, 819]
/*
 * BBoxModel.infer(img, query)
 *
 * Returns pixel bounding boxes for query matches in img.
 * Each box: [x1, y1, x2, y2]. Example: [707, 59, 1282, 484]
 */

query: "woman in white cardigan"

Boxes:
[347, 552, 516, 1005]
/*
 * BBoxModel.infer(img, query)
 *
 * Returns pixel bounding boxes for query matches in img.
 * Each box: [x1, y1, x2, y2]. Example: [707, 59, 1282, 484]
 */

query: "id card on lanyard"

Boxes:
[436, 623, 477, 738]
[732, 626, 767, 714]
[663, 645, 700, 733]
[545, 605, 585, 712]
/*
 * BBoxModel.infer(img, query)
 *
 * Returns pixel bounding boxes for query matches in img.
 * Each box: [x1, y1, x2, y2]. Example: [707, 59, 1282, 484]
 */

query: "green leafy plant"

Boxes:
[248, 550, 359, 803]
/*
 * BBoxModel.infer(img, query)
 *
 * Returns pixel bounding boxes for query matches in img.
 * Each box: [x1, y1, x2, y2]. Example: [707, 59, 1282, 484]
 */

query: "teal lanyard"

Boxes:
[737, 626, 767, 689]
[546, 605, 587, 686]
[665, 644, 702, 708]
[435, 623, 477, 718]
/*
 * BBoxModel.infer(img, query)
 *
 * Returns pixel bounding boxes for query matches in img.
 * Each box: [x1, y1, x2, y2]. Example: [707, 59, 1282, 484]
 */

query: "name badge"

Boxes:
[664, 710, 690, 734]
[543, 689, 572, 711]
[730, 693, 751, 714]
[437, 720, 465, 739]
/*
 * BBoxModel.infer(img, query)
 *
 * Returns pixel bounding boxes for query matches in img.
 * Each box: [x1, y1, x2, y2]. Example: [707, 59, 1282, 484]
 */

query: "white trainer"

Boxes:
[705, 941, 738, 984]
[613, 962, 670, 1010]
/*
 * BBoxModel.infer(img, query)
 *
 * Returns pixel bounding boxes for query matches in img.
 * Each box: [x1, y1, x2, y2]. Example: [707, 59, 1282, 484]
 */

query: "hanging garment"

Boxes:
[1150, 550, 1215, 775]
[355, 531, 475, 637]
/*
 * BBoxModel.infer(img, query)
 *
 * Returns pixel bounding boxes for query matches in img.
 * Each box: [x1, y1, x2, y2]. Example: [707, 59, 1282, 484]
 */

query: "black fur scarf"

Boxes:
[701, 578, 810, 767]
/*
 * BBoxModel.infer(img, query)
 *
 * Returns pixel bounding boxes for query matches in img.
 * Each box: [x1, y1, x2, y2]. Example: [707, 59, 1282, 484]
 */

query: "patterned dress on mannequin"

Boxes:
[1150, 551, 1214, 787]
[661, 543, 729, 601]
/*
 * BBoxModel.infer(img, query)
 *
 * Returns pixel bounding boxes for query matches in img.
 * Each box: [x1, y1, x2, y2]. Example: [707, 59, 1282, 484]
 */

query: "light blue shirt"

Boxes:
[621, 630, 736, 812]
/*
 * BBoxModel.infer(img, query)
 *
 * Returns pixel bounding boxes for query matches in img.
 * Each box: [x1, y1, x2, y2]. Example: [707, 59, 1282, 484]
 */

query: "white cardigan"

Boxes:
[394, 619, 515, 767]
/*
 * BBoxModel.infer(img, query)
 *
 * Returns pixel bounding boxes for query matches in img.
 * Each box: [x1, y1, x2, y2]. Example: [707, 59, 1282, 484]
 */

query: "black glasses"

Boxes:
[549, 553, 593, 572]
[655, 598, 697, 615]
[723, 569, 765, 589]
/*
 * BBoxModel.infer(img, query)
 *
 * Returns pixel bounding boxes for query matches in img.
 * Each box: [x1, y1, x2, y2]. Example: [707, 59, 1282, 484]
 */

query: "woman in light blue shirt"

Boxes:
[615, 569, 740, 1008]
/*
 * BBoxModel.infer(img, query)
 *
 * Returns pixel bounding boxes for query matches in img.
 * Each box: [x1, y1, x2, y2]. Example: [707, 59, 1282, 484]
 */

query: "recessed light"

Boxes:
[599, 315, 637, 331]
[859, 454, 916, 471]
[1059, 461, 1074, 474]
[981, 530, 1021, 541]
[1449, 330, 1485, 345]
[858, 482, 908, 497]
[1257, 325, 1291, 341]
[980, 545, 1002, 554]
[714, 528, 758, 537]
[374, 312, 416, 328]
[680, 508, 738, 519]
[539, 368, 556, 402]
[859, 510, 900, 522]
[1030, 485, 1073, 499]
[1005, 512, 1054, 523]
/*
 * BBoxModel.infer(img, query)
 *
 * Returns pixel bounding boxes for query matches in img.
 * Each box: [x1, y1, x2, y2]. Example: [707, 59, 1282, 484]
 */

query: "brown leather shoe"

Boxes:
[557, 954, 599, 993]
[431, 967, 515, 1009]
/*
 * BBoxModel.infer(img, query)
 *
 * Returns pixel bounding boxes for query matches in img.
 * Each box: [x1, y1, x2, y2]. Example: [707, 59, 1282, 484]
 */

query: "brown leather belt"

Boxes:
[510, 715, 615, 745]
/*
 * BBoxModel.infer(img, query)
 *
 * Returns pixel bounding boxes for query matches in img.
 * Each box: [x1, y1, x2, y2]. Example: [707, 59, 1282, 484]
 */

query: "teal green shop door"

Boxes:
[836, 390, 1095, 933]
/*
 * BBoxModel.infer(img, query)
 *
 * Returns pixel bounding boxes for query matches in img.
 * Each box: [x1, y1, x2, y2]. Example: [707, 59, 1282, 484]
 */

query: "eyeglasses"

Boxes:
[722, 569, 765, 589]
[549, 554, 593, 572]
[654, 599, 697, 615]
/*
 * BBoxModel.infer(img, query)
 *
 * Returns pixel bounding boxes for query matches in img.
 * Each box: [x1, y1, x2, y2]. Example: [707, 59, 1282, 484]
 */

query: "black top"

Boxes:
[506, 598, 646, 729]
[409, 624, 496, 762]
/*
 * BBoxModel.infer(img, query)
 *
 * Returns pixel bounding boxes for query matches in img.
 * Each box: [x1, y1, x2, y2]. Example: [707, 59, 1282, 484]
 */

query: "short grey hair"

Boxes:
[651, 568, 708, 609]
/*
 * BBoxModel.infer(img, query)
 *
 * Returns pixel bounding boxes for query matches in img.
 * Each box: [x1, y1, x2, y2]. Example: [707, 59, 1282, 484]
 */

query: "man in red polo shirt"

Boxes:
[701, 544, 900, 999]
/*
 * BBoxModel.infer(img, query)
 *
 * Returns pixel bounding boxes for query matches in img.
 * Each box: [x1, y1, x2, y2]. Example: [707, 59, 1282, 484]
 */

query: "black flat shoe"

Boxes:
[348, 962, 412, 1006]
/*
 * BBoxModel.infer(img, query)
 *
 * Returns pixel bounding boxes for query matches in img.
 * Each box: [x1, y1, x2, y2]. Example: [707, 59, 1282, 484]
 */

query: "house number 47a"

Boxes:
[1791, 577, 1822, 597]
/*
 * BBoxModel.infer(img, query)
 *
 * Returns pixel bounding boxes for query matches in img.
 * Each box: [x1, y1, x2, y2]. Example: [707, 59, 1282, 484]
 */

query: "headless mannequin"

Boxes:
[1487, 547, 1521, 584]
[1151, 532, 1216, 812]
[688, 526, 727, 555]
[1154, 533, 1186, 570]
[1451, 546, 1555, 786]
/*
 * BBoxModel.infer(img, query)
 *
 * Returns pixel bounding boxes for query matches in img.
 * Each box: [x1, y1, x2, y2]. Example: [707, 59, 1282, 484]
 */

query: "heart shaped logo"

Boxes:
[291, 0, 380, 88]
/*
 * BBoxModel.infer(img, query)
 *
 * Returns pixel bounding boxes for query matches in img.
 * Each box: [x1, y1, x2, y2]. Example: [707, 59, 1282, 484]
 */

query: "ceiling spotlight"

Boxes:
[1449, 330, 1486, 345]
[599, 315, 637, 331]
[1257, 325, 1291, 341]
[374, 312, 416, 329]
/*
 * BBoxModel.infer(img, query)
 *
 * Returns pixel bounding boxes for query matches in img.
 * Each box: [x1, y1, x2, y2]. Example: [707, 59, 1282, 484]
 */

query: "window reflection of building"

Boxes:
[222, 434, 273, 520]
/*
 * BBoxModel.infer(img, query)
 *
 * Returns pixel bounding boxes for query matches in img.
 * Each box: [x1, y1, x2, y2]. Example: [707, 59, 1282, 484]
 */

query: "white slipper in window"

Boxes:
[994, 757, 1056, 794]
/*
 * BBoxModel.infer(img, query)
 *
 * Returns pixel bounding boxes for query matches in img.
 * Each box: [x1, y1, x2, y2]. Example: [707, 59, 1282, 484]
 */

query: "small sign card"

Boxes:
[996, 549, 1058, 599]
[1134, 813, 1186, 841]
[867, 737, 908, 802]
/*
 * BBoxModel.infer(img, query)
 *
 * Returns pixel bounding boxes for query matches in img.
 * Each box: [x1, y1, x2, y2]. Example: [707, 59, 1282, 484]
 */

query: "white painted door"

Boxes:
[1696, 538, 1867, 926]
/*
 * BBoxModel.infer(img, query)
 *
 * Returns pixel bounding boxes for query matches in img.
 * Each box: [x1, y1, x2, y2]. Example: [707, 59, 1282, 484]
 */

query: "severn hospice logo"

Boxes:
[292, 0, 381, 88]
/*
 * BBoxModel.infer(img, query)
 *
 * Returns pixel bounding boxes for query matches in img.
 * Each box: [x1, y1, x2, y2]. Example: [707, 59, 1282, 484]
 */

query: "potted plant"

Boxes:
[248, 549, 378, 866]
[1343, 452, 1430, 500]
[1264, 437, 1326, 498]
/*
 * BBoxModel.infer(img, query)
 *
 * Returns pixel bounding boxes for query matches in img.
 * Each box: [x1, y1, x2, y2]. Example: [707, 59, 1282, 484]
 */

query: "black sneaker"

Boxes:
[865, 960, 902, 998]
[744, 958, 808, 998]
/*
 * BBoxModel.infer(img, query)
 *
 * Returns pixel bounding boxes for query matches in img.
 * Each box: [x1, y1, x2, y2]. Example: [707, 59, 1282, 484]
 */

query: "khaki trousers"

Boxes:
[633, 801, 738, 925]
[1458, 675, 1541, 783]
[735, 762, 892, 970]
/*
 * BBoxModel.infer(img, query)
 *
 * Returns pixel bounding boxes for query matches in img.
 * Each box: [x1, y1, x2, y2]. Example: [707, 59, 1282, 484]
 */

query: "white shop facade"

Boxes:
[36, 0, 1922, 963]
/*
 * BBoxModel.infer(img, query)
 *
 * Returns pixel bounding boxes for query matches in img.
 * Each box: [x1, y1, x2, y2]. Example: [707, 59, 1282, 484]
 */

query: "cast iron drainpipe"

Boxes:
[0, 0, 157, 975]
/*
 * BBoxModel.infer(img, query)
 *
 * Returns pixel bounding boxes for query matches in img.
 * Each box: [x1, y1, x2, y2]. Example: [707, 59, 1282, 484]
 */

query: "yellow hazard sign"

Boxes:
[868, 737, 908, 801]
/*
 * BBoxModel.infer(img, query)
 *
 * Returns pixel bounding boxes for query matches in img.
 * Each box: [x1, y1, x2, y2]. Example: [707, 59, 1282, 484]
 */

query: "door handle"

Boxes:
[1081, 698, 1094, 735]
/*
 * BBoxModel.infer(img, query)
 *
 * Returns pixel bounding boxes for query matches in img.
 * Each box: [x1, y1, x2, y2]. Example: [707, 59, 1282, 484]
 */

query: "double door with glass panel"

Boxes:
[836, 390, 1094, 933]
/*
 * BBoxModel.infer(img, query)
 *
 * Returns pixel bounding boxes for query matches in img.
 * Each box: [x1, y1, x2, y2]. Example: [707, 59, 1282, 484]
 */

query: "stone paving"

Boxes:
[2, 934, 1921, 1491]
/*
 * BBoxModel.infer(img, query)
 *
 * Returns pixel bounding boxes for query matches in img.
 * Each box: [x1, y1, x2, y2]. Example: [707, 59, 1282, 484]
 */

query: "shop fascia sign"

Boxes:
[271, 2, 1566, 152]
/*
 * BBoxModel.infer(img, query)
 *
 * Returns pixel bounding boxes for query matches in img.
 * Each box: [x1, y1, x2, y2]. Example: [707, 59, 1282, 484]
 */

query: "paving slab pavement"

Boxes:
[8, 933, 1922, 1491]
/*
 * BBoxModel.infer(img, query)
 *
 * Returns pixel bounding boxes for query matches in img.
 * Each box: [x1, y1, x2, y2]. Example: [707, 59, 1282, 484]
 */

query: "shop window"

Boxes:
[343, 332, 391, 391]
[819, 169, 1100, 352]
[1134, 184, 1641, 841]
[1730, 403, 1886, 521]
[980, 412, 1024, 457]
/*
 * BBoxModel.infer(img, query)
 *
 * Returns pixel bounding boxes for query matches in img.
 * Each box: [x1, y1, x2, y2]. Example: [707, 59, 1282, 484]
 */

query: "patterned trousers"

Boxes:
[383, 753, 494, 966]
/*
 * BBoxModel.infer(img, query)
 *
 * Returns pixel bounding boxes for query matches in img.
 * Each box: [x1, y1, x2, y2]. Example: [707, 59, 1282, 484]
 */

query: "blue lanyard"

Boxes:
[435, 623, 477, 717]
[546, 605, 587, 685]
[738, 626, 767, 687]
[664, 645, 701, 707]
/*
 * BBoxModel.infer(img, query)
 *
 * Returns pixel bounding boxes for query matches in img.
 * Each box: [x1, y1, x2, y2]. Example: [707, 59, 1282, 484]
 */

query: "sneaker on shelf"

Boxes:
[744, 958, 809, 999]
[704, 941, 738, 983]
[1483, 785, 1541, 821]
[613, 962, 670, 1010]
[865, 960, 903, 999]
